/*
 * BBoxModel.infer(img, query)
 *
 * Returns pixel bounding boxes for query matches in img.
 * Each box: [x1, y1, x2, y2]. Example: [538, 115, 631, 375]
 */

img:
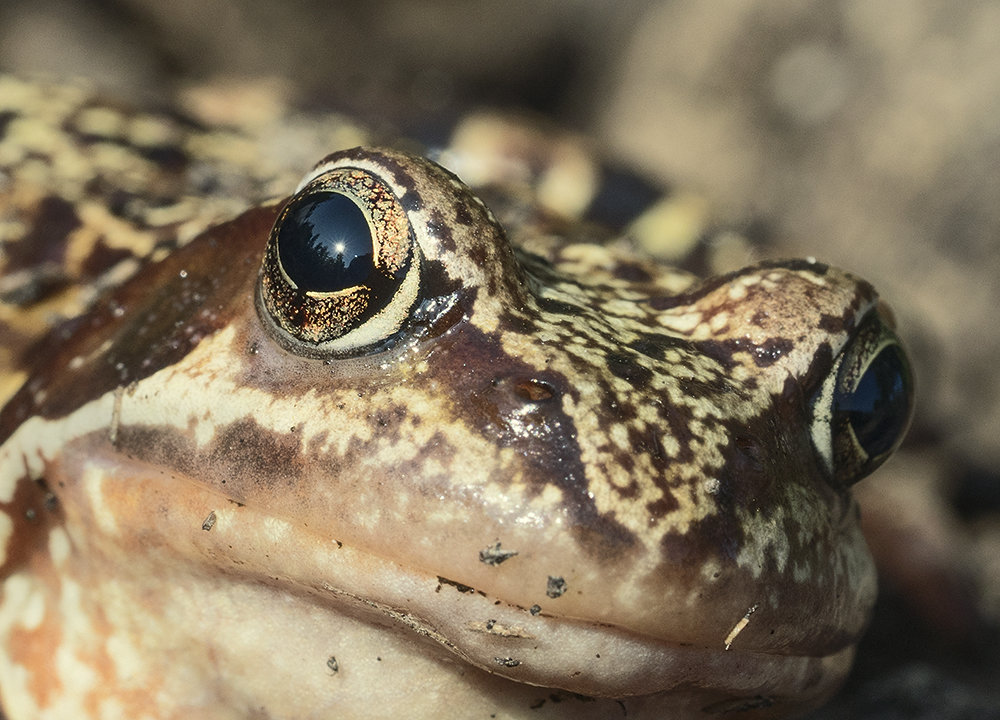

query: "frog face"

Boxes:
[0, 147, 912, 718]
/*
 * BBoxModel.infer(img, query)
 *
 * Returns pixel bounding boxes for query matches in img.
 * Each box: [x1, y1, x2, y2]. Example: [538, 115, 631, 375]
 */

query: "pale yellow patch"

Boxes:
[709, 311, 730, 333]
[0, 662, 39, 720]
[660, 433, 681, 458]
[262, 516, 294, 544]
[0, 135, 27, 165]
[144, 198, 216, 229]
[74, 106, 126, 138]
[105, 631, 147, 685]
[761, 276, 781, 292]
[632, 192, 710, 261]
[537, 146, 597, 218]
[657, 310, 702, 334]
[48, 526, 72, 569]
[55, 642, 99, 711]
[438, 113, 529, 188]
[420, 457, 449, 484]
[468, 290, 502, 334]
[83, 466, 119, 536]
[209, 507, 235, 531]
[729, 363, 752, 382]
[706, 230, 755, 274]
[538, 483, 564, 508]
[185, 132, 258, 172]
[609, 422, 631, 452]
[559, 242, 614, 266]
[602, 298, 648, 319]
[794, 269, 831, 288]
[127, 114, 180, 148]
[71, 201, 157, 256]
[734, 508, 791, 577]
[8, 116, 74, 162]
[0, 573, 46, 632]
[98, 697, 128, 720]
[58, 577, 92, 640]
[726, 279, 749, 301]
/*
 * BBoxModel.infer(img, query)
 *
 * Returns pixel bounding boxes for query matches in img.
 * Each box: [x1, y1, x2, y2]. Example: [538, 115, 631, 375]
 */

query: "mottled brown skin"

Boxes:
[0, 77, 911, 719]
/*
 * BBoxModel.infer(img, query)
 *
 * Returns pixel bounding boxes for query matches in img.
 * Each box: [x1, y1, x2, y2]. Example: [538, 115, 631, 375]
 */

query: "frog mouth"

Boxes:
[236, 518, 849, 713]
[30, 438, 857, 717]
[109, 471, 852, 712]
[307, 558, 855, 707]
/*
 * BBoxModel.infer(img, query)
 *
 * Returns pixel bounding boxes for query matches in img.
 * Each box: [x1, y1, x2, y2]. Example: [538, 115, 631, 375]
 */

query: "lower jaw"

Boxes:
[42, 456, 857, 718]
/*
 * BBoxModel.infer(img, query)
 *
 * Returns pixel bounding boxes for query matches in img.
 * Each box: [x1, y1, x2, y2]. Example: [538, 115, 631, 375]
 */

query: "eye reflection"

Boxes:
[277, 191, 374, 292]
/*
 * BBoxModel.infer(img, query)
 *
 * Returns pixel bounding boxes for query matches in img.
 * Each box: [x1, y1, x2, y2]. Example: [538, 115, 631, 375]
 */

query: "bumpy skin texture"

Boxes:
[0, 76, 909, 718]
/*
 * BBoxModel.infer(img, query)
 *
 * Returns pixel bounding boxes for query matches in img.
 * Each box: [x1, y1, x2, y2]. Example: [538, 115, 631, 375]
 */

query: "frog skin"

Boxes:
[0, 76, 913, 719]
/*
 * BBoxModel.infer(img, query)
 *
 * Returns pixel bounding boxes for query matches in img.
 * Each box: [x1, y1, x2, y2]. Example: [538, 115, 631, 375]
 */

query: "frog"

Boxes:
[0, 75, 913, 719]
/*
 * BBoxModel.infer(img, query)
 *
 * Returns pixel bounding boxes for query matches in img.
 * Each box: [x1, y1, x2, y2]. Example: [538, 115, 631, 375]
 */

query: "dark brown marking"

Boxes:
[605, 351, 653, 388]
[0, 476, 65, 577]
[0, 110, 15, 138]
[629, 332, 693, 360]
[452, 196, 475, 226]
[206, 418, 308, 493]
[79, 239, 134, 278]
[699, 337, 795, 370]
[479, 541, 519, 566]
[584, 165, 665, 230]
[546, 576, 567, 598]
[701, 695, 775, 713]
[5, 196, 81, 275]
[437, 576, 475, 594]
[0, 204, 279, 442]
[610, 261, 653, 283]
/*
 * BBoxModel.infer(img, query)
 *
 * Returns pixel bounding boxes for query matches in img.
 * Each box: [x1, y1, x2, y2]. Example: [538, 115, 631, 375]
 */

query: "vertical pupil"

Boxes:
[277, 191, 374, 292]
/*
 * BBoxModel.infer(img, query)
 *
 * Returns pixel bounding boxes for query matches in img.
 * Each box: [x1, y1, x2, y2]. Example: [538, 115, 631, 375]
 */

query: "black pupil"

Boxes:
[839, 345, 913, 458]
[277, 191, 374, 292]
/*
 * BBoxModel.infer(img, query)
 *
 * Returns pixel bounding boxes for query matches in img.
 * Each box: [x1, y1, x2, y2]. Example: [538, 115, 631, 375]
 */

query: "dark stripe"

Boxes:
[0, 110, 16, 139]
[583, 165, 666, 230]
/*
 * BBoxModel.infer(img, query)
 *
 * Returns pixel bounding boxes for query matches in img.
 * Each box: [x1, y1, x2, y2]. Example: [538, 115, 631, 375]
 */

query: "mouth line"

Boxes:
[179, 497, 856, 703]
[60, 450, 857, 707]
[302, 568, 856, 701]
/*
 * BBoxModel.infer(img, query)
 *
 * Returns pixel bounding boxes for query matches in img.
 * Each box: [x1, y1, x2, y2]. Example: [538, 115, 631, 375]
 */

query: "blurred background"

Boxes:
[2, 1, 999, 717]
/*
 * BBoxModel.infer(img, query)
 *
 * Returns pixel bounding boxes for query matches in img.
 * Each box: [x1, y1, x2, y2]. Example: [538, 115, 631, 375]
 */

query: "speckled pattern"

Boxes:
[0, 76, 912, 718]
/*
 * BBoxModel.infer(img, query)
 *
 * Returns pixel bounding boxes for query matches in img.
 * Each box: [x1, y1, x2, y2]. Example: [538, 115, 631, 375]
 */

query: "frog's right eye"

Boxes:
[257, 164, 422, 357]
[809, 306, 915, 486]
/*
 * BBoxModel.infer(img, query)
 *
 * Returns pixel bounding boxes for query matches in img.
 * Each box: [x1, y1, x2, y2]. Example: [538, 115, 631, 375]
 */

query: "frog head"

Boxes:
[0, 148, 912, 718]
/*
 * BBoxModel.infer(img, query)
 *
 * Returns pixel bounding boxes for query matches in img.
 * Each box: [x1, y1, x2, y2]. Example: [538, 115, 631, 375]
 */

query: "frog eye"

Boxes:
[810, 307, 914, 485]
[257, 166, 421, 356]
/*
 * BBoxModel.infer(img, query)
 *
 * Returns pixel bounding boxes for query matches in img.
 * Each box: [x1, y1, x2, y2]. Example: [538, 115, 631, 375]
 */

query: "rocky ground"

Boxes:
[2, 1, 998, 717]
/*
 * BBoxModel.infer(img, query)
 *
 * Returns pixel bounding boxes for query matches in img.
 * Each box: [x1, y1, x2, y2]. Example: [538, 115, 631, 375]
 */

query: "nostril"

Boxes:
[513, 378, 556, 403]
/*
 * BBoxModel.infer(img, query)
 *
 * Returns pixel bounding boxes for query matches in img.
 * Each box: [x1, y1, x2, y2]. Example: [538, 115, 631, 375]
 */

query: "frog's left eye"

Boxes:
[810, 306, 914, 486]
[257, 166, 421, 356]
